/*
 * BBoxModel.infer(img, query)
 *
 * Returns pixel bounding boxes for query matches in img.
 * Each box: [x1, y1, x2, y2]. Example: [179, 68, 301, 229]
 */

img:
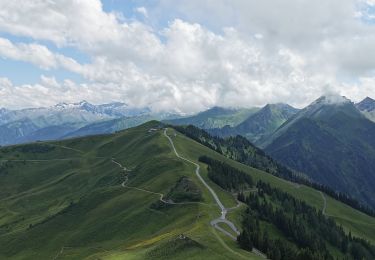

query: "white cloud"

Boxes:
[0, 0, 162, 61]
[135, 7, 149, 18]
[365, 0, 375, 6]
[0, 0, 120, 46]
[0, 37, 83, 73]
[0, 0, 374, 112]
[0, 38, 56, 69]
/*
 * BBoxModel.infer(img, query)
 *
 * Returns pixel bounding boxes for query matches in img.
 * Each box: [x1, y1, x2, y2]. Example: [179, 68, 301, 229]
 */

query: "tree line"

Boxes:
[172, 125, 375, 217]
[198, 155, 253, 191]
[238, 181, 375, 260]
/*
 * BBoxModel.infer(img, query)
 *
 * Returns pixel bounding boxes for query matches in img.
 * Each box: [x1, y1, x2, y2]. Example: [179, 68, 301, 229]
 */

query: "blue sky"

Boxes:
[0, 0, 176, 85]
[0, 0, 374, 111]
[0, 24, 88, 85]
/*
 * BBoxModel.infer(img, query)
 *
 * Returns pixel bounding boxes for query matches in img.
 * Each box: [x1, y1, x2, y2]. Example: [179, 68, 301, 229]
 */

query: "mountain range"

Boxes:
[0, 101, 175, 145]
[166, 96, 375, 210]
[165, 106, 259, 129]
[2, 96, 375, 209]
[3, 97, 373, 148]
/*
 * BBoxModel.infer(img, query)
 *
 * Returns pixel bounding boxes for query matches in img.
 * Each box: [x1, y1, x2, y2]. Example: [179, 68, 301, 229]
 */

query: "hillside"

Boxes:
[208, 103, 298, 144]
[0, 122, 374, 259]
[165, 107, 258, 129]
[0, 121, 259, 259]
[264, 96, 375, 209]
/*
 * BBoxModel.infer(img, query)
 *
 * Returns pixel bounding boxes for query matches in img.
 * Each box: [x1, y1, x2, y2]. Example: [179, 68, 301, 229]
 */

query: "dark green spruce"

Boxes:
[198, 156, 254, 191]
[237, 181, 375, 260]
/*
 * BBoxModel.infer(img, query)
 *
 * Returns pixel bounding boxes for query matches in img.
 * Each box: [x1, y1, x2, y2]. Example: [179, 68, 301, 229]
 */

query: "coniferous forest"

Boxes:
[237, 181, 375, 260]
[198, 155, 375, 259]
[199, 156, 253, 191]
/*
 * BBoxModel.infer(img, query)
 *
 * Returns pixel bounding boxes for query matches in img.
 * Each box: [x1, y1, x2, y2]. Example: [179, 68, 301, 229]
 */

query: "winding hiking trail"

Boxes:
[164, 128, 266, 258]
[319, 191, 327, 215]
[163, 129, 240, 234]
[114, 158, 210, 207]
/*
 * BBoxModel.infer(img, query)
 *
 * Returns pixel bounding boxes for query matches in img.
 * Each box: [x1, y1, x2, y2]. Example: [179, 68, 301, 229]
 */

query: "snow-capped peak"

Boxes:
[53, 100, 96, 112]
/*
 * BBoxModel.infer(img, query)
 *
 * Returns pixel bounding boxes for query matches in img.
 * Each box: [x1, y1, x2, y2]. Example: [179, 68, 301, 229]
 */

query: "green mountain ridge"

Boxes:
[208, 103, 299, 144]
[0, 121, 374, 259]
[165, 106, 259, 129]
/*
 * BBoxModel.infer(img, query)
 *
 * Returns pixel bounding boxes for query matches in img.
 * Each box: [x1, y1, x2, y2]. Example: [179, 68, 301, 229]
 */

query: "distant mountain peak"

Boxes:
[295, 95, 354, 120]
[207, 106, 233, 112]
[313, 95, 350, 106]
[54, 102, 68, 107]
[99, 102, 128, 108]
[260, 103, 298, 115]
[77, 100, 90, 105]
[303, 95, 362, 119]
[53, 100, 96, 112]
[263, 103, 298, 112]
[356, 96, 375, 112]
[266, 102, 292, 108]
[197, 106, 238, 117]
[363, 96, 375, 102]
[260, 95, 360, 148]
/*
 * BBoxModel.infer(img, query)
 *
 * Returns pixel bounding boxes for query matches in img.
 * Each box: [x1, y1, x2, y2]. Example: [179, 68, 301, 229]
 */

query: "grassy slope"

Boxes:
[171, 129, 375, 244]
[0, 122, 373, 259]
[0, 123, 258, 259]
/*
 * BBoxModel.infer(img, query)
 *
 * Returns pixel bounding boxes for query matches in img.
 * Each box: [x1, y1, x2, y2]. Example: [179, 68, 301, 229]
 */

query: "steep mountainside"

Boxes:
[0, 118, 39, 145]
[209, 103, 299, 144]
[165, 106, 259, 129]
[0, 122, 373, 259]
[173, 125, 292, 180]
[264, 96, 375, 209]
[356, 96, 375, 122]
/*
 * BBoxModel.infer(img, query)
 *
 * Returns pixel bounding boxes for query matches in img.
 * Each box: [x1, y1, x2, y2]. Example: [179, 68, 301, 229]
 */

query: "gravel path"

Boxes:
[319, 191, 327, 215]
[164, 128, 267, 258]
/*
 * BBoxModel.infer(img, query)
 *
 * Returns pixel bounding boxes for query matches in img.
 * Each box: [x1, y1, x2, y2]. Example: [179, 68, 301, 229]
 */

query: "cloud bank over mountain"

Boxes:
[0, 0, 374, 113]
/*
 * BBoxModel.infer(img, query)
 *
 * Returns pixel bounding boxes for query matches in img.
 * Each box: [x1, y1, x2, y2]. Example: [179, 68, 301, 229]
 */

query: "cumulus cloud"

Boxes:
[154, 0, 375, 73]
[0, 37, 83, 73]
[0, 0, 121, 46]
[0, 0, 374, 112]
[135, 7, 149, 18]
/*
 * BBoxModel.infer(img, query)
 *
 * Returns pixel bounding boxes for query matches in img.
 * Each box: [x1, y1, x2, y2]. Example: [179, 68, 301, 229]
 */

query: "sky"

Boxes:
[0, 0, 375, 113]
